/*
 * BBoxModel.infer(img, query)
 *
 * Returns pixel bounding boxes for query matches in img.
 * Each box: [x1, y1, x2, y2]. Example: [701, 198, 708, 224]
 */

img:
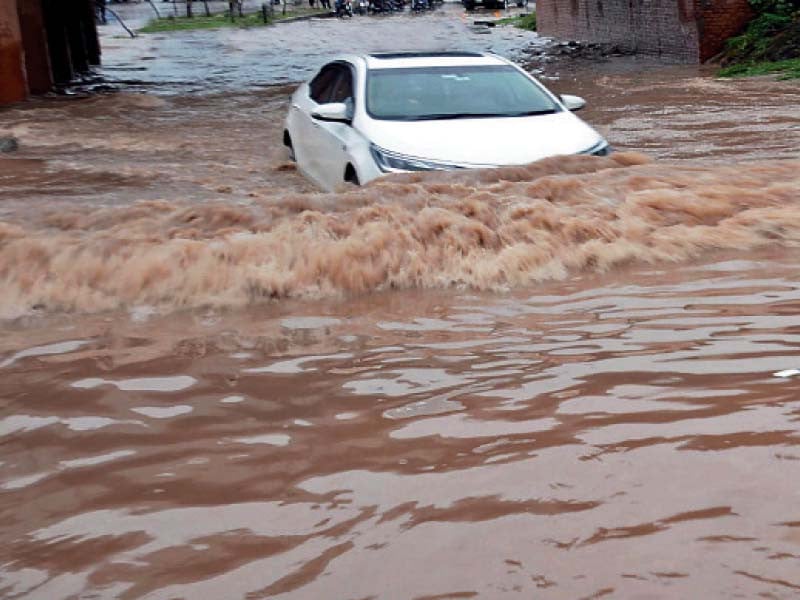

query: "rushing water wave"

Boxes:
[1, 153, 800, 317]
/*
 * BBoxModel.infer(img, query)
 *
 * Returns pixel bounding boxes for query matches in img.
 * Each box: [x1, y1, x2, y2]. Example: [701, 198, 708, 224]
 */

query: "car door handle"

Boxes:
[292, 103, 301, 110]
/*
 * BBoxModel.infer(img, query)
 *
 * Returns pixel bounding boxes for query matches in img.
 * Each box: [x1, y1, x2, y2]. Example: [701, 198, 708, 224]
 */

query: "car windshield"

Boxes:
[366, 65, 561, 121]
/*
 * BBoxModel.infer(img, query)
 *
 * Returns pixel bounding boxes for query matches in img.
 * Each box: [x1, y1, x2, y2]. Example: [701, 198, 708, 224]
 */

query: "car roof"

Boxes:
[361, 51, 508, 70]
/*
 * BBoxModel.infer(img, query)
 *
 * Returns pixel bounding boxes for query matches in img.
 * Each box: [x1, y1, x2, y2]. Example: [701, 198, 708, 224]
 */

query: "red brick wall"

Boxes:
[0, 0, 27, 104]
[17, 0, 53, 94]
[536, 0, 752, 63]
[698, 0, 753, 61]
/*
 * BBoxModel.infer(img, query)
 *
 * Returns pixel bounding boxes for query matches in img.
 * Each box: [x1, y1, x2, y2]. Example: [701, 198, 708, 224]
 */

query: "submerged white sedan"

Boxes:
[283, 52, 610, 191]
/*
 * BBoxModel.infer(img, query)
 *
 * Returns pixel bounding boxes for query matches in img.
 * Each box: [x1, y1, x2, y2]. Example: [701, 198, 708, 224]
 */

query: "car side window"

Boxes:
[309, 66, 339, 104]
[329, 69, 354, 104]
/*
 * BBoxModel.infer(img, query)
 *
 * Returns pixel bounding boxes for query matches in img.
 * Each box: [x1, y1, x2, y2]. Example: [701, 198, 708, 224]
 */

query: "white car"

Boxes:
[283, 51, 610, 191]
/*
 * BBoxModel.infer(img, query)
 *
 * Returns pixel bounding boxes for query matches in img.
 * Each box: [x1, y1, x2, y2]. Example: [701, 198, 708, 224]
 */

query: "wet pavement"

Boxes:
[1, 4, 800, 599]
[99, 2, 543, 93]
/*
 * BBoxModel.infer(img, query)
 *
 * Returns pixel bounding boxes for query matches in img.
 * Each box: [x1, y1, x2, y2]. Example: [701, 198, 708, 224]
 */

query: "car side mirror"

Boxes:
[311, 102, 350, 122]
[560, 94, 586, 111]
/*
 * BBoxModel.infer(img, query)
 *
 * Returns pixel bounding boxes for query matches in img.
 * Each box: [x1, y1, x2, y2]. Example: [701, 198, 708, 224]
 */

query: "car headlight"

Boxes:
[581, 140, 612, 156]
[369, 144, 466, 173]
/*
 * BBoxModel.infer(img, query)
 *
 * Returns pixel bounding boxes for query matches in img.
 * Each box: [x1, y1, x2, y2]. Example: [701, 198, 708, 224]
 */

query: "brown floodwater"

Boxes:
[2, 8, 800, 599]
[3, 253, 800, 599]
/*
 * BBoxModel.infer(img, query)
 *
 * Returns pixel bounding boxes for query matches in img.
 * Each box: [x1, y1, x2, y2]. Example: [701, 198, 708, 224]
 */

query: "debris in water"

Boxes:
[0, 137, 18, 153]
[773, 369, 800, 378]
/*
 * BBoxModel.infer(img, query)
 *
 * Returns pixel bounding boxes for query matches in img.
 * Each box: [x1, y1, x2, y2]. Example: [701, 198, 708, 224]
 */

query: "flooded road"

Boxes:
[2, 5, 800, 599]
[99, 2, 543, 93]
[551, 63, 800, 162]
[3, 252, 800, 598]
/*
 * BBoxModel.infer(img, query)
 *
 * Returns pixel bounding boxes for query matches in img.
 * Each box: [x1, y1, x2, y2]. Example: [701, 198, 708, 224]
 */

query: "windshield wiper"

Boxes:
[412, 112, 512, 121]
[509, 109, 559, 116]
[410, 110, 558, 121]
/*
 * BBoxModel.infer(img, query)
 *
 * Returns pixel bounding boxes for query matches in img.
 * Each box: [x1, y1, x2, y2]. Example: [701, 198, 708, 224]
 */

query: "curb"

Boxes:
[274, 11, 335, 23]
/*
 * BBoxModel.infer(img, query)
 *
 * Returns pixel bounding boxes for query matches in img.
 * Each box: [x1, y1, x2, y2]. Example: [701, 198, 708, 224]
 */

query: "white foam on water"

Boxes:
[232, 433, 291, 446]
[71, 375, 197, 392]
[0, 340, 88, 368]
[280, 317, 341, 330]
[335, 412, 358, 421]
[59, 450, 137, 469]
[131, 405, 194, 419]
[0, 415, 143, 436]
[774, 369, 800, 378]
[1, 472, 49, 490]
[244, 353, 353, 374]
[220, 395, 246, 404]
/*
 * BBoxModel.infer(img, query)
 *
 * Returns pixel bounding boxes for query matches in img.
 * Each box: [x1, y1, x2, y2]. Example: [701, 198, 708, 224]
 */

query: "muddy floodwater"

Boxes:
[2, 5, 800, 599]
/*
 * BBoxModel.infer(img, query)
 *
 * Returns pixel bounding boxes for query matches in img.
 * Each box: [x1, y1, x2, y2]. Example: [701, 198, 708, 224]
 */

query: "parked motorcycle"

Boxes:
[335, 0, 353, 16]
[368, 0, 401, 13]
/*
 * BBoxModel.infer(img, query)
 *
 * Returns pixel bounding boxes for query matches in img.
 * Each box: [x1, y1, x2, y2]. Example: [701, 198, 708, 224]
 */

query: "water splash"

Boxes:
[2, 153, 799, 317]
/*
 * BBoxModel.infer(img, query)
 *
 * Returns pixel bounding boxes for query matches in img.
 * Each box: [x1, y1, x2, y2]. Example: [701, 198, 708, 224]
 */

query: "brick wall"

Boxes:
[17, 0, 53, 94]
[536, 0, 752, 63]
[0, 0, 101, 106]
[0, 0, 27, 104]
[698, 0, 753, 61]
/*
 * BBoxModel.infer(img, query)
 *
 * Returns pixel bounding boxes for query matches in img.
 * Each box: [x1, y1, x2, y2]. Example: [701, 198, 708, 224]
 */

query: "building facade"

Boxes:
[0, 0, 100, 106]
[535, 0, 753, 63]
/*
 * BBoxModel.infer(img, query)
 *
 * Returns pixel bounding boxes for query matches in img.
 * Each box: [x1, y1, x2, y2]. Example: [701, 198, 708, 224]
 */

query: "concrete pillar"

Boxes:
[17, 0, 53, 94]
[0, 0, 27, 104]
[41, 0, 73, 85]
[65, 0, 89, 74]
[80, 0, 100, 66]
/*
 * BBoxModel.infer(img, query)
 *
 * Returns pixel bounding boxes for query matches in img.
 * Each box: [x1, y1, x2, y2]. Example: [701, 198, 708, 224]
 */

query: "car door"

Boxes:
[312, 64, 362, 190]
[290, 64, 339, 187]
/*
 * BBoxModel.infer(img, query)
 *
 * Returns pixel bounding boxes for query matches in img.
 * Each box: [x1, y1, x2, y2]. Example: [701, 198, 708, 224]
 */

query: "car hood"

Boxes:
[362, 111, 604, 166]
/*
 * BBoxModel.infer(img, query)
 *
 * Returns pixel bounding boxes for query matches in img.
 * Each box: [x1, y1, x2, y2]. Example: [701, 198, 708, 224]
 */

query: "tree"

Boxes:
[749, 0, 800, 16]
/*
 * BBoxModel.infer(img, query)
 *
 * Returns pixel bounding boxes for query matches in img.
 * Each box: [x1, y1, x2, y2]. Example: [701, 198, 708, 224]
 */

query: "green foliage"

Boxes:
[748, 0, 799, 17]
[719, 57, 800, 78]
[517, 12, 536, 30]
[496, 11, 536, 31]
[139, 13, 272, 33]
[139, 8, 330, 34]
[724, 13, 791, 59]
[719, 0, 800, 77]
[747, 12, 792, 37]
